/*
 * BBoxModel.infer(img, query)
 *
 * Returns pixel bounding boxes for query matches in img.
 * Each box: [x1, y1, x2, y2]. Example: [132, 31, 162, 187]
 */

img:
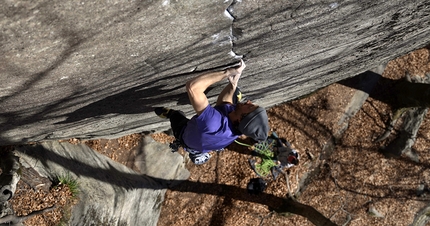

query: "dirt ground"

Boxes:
[7, 47, 430, 226]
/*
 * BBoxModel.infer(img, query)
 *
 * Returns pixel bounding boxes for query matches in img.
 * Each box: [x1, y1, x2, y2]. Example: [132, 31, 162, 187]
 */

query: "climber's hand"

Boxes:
[227, 59, 245, 87]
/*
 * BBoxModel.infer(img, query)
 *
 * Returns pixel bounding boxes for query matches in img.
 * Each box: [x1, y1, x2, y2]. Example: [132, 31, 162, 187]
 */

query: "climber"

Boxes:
[154, 60, 269, 164]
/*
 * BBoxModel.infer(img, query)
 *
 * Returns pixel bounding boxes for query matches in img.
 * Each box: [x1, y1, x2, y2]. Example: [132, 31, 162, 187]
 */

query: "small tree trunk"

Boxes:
[411, 205, 430, 226]
[0, 150, 21, 203]
[393, 78, 430, 109]
[380, 74, 430, 157]
[0, 205, 56, 226]
[381, 107, 428, 157]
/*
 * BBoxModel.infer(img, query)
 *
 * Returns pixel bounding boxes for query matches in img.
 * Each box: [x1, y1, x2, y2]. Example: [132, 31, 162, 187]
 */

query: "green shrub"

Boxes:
[57, 172, 79, 197]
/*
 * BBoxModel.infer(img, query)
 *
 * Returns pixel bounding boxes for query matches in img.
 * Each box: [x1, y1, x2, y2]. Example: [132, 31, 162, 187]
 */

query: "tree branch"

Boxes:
[0, 205, 56, 225]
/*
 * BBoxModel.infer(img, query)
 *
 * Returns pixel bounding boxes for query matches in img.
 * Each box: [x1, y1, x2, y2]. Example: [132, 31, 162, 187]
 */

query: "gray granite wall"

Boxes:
[1, 0, 429, 145]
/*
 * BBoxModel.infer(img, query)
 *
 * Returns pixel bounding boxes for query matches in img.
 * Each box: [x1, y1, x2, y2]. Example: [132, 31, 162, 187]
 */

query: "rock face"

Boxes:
[15, 136, 189, 226]
[1, 0, 430, 145]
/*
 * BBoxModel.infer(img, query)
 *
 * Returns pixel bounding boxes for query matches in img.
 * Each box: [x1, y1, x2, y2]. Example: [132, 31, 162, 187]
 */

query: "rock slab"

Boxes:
[15, 138, 189, 226]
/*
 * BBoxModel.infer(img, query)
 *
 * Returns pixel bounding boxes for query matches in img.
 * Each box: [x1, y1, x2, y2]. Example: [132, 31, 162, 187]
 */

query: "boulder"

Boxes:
[1, 0, 430, 144]
[15, 137, 189, 226]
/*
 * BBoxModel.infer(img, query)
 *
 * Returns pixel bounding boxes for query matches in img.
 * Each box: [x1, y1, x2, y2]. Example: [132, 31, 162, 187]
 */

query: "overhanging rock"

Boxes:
[1, 0, 430, 145]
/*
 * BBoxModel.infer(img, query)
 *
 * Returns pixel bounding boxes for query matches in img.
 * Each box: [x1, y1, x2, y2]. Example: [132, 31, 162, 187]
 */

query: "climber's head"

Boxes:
[232, 100, 269, 142]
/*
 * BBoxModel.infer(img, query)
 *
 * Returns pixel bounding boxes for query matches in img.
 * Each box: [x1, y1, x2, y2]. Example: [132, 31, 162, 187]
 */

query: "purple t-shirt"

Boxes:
[181, 104, 240, 153]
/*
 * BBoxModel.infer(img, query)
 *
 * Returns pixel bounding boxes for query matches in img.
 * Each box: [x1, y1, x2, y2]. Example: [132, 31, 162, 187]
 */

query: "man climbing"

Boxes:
[154, 60, 269, 164]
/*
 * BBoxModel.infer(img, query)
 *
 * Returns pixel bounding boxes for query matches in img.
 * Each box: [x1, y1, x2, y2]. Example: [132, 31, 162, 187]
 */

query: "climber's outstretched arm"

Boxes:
[216, 60, 246, 106]
[187, 60, 245, 115]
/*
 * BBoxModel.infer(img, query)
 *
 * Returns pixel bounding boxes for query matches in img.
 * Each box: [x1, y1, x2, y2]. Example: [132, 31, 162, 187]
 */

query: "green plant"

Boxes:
[57, 172, 79, 197]
[254, 141, 278, 176]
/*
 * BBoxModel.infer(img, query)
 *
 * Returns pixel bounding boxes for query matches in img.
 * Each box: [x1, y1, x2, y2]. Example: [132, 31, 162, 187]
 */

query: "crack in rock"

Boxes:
[225, 0, 243, 59]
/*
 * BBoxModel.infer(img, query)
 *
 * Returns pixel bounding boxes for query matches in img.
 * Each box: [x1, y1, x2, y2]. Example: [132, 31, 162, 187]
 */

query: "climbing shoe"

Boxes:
[154, 107, 172, 118]
[189, 152, 211, 165]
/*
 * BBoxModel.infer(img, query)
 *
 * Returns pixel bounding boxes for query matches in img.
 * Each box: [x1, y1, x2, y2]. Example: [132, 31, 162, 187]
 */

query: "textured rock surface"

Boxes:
[1, 0, 430, 145]
[15, 139, 189, 225]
